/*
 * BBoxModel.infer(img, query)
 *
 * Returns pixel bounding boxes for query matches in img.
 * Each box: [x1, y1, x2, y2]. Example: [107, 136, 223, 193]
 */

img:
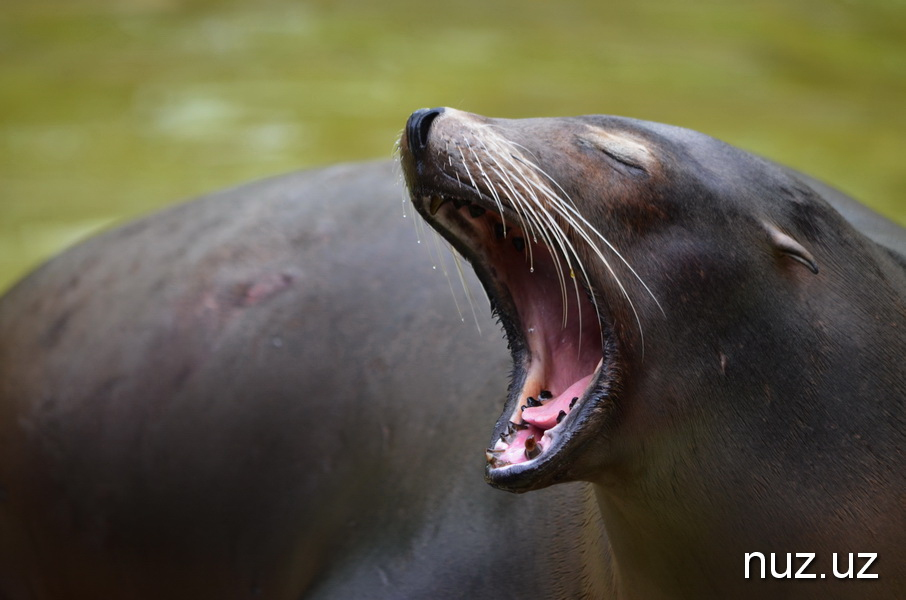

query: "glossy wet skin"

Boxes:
[403, 108, 906, 598]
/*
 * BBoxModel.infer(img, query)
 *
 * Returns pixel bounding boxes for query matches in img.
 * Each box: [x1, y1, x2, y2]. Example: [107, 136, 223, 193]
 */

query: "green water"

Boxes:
[1, 0, 904, 292]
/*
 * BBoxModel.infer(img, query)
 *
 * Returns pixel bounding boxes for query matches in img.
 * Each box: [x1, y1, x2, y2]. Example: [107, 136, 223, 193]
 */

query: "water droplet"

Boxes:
[529, 267, 534, 273]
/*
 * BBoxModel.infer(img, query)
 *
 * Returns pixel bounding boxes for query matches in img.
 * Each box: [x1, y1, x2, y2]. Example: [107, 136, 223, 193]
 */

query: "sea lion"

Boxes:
[401, 107, 906, 599]
[0, 163, 611, 598]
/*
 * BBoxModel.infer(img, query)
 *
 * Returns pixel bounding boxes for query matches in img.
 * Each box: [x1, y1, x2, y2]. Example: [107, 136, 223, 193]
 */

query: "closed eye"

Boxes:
[578, 127, 654, 174]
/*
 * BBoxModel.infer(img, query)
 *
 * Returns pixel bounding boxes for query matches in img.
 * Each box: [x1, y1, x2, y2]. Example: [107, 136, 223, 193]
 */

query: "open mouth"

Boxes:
[403, 129, 621, 491]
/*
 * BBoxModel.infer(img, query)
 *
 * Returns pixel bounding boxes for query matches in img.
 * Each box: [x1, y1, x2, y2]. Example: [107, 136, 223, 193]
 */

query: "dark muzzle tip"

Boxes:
[406, 107, 445, 154]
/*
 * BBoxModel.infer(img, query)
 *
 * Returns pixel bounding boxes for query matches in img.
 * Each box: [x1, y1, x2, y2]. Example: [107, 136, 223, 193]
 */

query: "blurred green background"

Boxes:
[1, 0, 904, 293]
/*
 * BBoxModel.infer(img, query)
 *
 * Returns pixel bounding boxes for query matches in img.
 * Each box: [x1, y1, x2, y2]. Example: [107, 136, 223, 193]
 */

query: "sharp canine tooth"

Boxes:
[428, 196, 447, 215]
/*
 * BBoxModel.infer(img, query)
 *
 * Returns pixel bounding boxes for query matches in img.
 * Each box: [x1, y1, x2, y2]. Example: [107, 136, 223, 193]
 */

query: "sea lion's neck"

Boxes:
[591, 369, 904, 599]
[593, 457, 790, 599]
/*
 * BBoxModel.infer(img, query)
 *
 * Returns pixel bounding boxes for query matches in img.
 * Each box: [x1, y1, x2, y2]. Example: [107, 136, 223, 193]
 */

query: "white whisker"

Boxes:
[482, 137, 589, 333]
[514, 154, 665, 317]
[449, 245, 483, 333]
[428, 225, 466, 324]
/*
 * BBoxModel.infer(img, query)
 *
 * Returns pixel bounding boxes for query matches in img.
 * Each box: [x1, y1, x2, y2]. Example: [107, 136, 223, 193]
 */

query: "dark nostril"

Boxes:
[406, 107, 445, 155]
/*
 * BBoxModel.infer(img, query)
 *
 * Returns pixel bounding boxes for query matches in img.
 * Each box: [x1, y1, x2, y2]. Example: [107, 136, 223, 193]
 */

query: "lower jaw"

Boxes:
[485, 352, 607, 487]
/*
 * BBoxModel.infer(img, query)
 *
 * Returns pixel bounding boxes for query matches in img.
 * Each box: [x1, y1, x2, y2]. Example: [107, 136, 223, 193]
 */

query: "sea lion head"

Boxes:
[399, 107, 882, 495]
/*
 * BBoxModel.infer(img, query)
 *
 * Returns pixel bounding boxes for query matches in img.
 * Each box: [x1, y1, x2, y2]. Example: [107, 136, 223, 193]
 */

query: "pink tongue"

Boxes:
[522, 373, 594, 430]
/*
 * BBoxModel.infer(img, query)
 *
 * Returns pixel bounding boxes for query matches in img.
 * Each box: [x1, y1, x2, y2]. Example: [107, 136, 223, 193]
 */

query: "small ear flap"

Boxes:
[763, 222, 819, 274]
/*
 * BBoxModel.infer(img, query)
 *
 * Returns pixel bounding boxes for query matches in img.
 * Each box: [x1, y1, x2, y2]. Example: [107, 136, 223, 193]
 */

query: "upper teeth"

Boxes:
[428, 195, 448, 215]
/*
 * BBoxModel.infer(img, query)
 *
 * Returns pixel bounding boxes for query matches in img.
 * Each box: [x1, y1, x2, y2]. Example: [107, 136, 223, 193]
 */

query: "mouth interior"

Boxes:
[426, 196, 605, 470]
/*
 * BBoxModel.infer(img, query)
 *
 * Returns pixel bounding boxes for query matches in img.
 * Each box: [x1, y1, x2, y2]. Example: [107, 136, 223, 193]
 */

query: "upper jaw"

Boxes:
[408, 178, 533, 359]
